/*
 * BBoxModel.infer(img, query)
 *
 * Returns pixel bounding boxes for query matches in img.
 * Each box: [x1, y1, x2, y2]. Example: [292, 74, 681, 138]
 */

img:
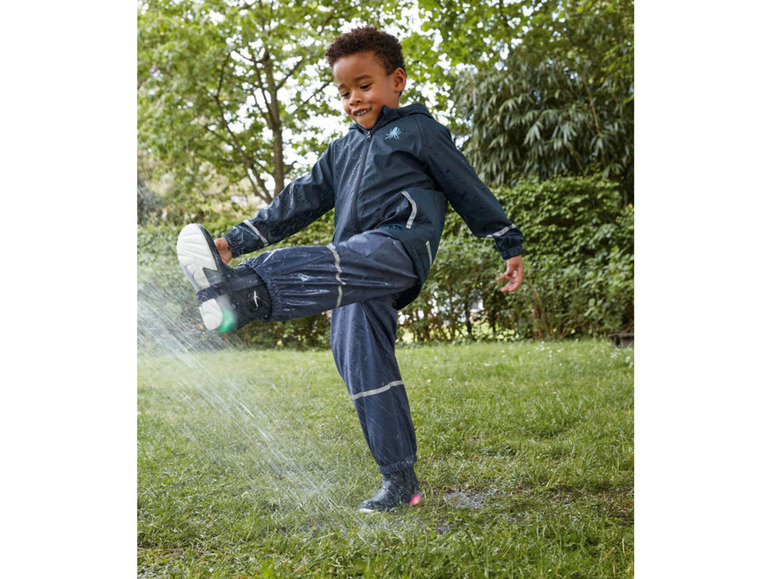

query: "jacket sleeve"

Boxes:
[420, 119, 524, 259]
[223, 145, 336, 258]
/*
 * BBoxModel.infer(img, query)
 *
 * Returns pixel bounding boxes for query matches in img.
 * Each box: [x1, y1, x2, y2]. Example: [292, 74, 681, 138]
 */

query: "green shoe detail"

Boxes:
[218, 309, 236, 332]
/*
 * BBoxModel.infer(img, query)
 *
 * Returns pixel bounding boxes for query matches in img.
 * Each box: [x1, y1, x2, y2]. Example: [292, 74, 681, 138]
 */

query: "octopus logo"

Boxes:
[385, 126, 402, 140]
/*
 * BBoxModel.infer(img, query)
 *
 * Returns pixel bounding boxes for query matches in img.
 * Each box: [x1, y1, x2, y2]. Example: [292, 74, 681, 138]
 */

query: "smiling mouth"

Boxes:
[353, 108, 371, 117]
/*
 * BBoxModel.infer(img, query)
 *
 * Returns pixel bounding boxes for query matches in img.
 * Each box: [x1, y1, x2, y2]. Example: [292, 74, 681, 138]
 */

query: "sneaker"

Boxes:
[358, 467, 421, 513]
[176, 224, 237, 332]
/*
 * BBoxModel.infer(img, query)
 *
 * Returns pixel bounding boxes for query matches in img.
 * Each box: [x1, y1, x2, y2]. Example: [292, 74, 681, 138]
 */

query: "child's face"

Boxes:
[332, 51, 406, 130]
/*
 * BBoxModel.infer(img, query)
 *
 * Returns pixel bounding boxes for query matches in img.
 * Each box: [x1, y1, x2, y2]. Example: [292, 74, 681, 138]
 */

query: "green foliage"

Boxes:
[401, 175, 634, 342]
[401, 0, 554, 116]
[138, 176, 632, 348]
[451, 0, 634, 202]
[137, 0, 634, 346]
[138, 0, 402, 219]
[138, 0, 634, 224]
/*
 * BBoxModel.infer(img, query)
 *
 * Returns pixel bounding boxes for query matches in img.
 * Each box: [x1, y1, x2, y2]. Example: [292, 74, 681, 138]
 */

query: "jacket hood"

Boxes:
[349, 103, 432, 133]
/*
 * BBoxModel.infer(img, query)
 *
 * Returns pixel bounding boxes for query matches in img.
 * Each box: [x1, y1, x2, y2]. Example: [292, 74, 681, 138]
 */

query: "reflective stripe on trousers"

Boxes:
[242, 230, 420, 474]
[331, 297, 417, 475]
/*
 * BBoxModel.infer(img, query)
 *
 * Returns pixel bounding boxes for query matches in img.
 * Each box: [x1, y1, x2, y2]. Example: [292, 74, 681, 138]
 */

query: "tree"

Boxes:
[399, 0, 568, 121]
[138, 0, 400, 218]
[405, 0, 634, 203]
[137, 0, 634, 221]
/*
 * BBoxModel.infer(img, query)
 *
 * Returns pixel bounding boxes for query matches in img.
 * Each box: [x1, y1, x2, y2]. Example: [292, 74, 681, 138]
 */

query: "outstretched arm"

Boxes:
[223, 146, 336, 258]
[421, 119, 524, 260]
[496, 255, 523, 293]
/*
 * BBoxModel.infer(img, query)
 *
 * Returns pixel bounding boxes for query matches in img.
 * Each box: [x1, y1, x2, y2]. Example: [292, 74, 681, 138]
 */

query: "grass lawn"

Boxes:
[138, 340, 633, 577]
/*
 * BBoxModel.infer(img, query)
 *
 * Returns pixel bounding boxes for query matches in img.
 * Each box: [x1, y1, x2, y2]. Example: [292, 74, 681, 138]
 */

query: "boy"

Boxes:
[176, 27, 524, 512]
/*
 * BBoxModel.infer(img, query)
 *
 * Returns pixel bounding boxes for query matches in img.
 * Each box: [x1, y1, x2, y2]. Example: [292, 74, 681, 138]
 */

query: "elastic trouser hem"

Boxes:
[246, 268, 279, 322]
[227, 264, 273, 325]
[251, 257, 316, 322]
[379, 456, 417, 476]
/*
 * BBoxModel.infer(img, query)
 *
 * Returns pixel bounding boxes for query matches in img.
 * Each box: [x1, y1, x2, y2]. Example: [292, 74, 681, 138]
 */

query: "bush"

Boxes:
[400, 174, 634, 341]
[138, 174, 633, 348]
[497, 175, 633, 339]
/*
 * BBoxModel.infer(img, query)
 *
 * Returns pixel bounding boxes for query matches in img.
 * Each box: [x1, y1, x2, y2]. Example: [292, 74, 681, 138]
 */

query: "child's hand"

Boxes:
[215, 237, 233, 264]
[497, 255, 523, 292]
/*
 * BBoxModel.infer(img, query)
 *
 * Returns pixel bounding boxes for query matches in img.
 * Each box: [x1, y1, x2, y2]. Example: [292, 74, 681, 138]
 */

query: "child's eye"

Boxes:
[361, 84, 371, 90]
[340, 92, 350, 99]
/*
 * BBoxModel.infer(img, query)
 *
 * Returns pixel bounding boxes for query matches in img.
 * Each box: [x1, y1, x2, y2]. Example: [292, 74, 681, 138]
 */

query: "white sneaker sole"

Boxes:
[176, 224, 234, 331]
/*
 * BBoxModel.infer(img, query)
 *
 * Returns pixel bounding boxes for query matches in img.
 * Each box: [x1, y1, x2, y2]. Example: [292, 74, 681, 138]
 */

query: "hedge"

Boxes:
[137, 174, 633, 350]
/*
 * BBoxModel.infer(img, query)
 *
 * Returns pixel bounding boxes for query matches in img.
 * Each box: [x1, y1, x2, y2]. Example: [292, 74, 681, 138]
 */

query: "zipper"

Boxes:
[350, 129, 373, 233]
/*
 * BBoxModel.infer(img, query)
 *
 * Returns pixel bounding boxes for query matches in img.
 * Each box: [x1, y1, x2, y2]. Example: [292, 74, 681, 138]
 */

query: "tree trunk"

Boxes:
[263, 50, 285, 196]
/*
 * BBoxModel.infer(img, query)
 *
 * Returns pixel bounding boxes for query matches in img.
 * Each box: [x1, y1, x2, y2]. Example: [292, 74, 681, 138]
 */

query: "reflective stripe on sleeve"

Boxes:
[485, 223, 516, 238]
[401, 191, 418, 229]
[242, 220, 269, 245]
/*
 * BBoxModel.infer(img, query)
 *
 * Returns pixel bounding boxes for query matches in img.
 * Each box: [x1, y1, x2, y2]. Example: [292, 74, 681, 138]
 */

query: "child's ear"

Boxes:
[392, 68, 407, 93]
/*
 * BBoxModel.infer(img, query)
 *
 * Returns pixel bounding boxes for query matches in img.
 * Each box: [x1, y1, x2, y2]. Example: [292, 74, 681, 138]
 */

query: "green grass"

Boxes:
[138, 340, 633, 577]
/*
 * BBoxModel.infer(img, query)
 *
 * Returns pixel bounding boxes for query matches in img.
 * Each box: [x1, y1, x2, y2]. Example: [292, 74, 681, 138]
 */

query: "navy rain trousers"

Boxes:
[241, 230, 420, 475]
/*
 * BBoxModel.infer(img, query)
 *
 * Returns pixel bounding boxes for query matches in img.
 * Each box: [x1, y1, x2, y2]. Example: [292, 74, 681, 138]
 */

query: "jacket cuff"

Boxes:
[496, 238, 524, 260]
[500, 246, 524, 260]
[223, 227, 251, 259]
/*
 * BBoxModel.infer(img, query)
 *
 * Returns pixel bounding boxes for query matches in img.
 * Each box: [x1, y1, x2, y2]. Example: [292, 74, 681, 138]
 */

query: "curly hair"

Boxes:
[325, 26, 406, 75]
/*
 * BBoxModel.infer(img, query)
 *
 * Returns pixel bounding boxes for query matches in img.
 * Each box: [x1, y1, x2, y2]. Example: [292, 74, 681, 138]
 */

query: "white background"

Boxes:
[1, 1, 770, 576]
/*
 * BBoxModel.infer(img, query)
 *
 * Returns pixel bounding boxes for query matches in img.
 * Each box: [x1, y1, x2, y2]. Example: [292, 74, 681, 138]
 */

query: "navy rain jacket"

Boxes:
[223, 103, 524, 308]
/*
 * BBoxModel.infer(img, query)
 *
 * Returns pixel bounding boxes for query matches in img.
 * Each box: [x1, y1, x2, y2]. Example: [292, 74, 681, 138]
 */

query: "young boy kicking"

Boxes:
[176, 27, 524, 512]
